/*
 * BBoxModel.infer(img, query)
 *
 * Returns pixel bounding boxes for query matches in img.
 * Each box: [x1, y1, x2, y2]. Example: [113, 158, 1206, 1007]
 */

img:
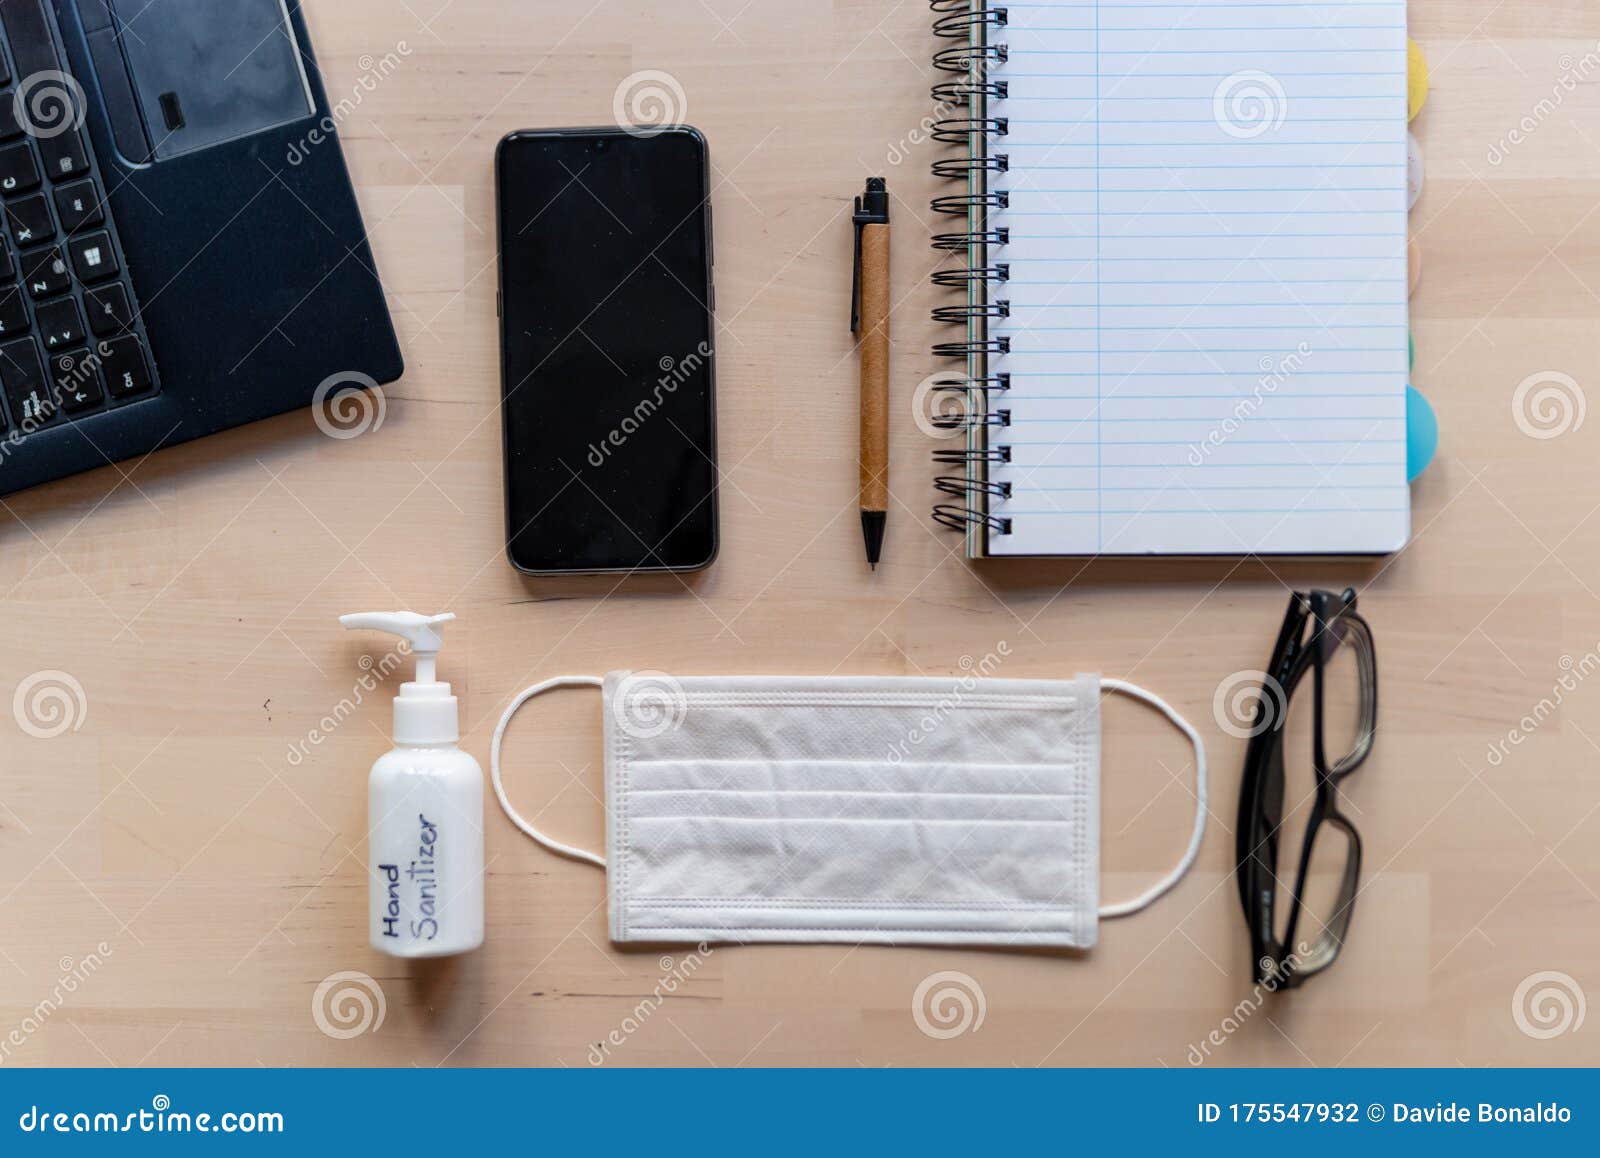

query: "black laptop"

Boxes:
[0, 0, 402, 496]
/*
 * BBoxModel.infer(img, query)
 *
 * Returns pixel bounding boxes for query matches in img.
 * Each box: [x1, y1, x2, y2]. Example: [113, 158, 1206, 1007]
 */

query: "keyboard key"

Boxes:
[37, 131, 89, 180]
[34, 296, 81, 349]
[0, 2, 63, 85]
[0, 142, 39, 194]
[0, 337, 54, 427]
[0, 285, 28, 337]
[0, 93, 22, 140]
[21, 246, 68, 298]
[5, 192, 52, 246]
[0, 240, 12, 282]
[97, 334, 151, 400]
[53, 179, 102, 233]
[68, 231, 117, 281]
[84, 282, 132, 335]
[52, 347, 104, 415]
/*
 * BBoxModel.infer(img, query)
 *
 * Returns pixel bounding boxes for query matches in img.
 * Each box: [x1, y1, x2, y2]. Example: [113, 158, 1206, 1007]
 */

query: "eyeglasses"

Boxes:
[1235, 588, 1377, 989]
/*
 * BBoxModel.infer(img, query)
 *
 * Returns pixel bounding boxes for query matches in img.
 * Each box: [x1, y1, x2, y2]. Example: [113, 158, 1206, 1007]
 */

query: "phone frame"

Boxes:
[494, 125, 719, 575]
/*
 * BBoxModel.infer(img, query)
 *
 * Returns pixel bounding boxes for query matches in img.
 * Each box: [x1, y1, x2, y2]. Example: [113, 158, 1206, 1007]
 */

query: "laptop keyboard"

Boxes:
[0, 0, 157, 439]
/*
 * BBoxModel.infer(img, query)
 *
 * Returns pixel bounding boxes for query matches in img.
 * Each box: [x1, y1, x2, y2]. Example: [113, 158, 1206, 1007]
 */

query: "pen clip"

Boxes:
[851, 203, 865, 334]
[851, 178, 888, 334]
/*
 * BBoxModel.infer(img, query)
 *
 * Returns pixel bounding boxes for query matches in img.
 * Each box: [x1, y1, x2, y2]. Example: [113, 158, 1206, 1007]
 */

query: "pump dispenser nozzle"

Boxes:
[340, 611, 459, 744]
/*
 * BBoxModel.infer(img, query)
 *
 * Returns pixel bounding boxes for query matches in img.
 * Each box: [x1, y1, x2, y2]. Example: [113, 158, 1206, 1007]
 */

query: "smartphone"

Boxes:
[496, 126, 718, 574]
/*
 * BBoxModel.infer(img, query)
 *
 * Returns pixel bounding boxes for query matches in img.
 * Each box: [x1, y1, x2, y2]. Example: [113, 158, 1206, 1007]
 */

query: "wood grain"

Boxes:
[0, 0, 1597, 1067]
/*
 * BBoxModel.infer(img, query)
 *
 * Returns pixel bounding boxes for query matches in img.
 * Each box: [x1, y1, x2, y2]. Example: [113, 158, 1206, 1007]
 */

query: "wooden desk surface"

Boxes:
[2, 0, 1598, 1067]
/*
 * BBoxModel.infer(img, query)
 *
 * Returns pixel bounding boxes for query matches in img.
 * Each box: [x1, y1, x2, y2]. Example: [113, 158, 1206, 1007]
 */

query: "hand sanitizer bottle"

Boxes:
[340, 611, 484, 957]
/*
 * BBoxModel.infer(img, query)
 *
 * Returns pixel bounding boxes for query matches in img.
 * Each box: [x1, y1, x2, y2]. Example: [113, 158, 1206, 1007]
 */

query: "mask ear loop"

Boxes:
[490, 676, 608, 869]
[1097, 678, 1208, 919]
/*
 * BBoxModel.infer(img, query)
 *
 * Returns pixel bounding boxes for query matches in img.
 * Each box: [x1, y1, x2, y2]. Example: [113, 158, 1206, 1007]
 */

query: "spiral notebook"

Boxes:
[928, 0, 1411, 558]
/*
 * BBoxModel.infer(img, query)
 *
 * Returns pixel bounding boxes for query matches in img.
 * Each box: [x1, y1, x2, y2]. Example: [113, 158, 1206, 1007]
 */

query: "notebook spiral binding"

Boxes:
[928, 0, 1011, 545]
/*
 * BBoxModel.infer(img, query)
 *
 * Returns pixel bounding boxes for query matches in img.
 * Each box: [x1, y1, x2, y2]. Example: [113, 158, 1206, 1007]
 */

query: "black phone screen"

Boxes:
[497, 128, 717, 573]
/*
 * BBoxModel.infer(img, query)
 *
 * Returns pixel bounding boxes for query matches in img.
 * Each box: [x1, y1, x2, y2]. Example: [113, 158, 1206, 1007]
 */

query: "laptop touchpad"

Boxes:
[109, 0, 314, 160]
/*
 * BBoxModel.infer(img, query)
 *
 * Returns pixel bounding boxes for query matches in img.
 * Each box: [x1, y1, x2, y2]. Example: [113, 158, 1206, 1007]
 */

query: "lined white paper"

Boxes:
[983, 0, 1410, 556]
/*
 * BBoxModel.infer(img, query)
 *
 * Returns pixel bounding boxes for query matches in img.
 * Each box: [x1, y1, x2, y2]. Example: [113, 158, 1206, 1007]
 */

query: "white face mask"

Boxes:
[491, 671, 1206, 951]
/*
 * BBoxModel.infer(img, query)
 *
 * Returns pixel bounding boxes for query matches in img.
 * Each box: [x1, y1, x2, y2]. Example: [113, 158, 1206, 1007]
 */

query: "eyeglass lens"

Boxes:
[1270, 615, 1373, 965]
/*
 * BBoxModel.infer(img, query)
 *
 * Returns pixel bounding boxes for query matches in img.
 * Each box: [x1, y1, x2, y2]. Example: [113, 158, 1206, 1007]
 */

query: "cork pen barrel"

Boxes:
[858, 222, 891, 517]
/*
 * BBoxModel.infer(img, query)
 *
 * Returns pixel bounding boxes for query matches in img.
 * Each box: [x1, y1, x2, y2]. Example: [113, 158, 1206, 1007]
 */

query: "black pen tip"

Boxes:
[861, 510, 887, 569]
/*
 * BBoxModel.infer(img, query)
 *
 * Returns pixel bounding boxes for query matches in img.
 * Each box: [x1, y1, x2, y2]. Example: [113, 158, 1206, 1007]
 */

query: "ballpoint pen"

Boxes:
[852, 176, 890, 569]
